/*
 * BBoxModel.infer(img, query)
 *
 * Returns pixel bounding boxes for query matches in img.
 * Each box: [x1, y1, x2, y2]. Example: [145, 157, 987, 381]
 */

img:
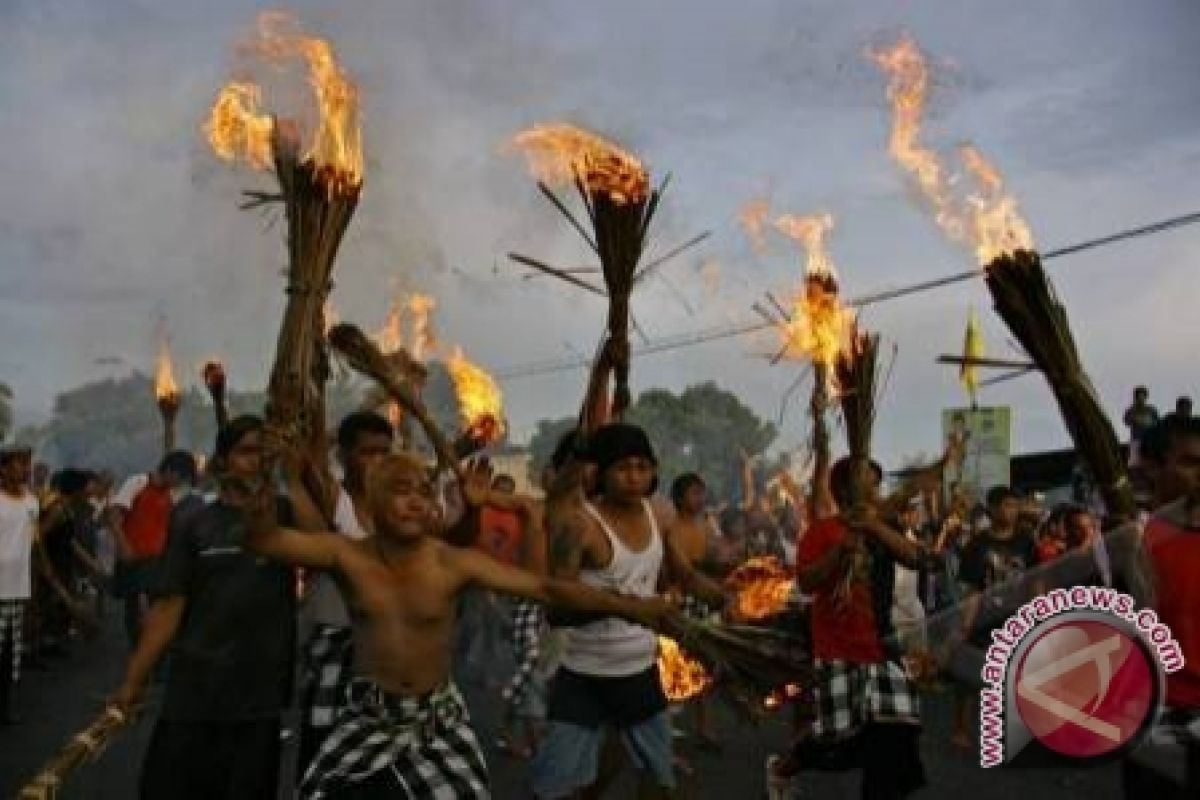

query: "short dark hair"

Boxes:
[1134, 386, 1149, 398]
[670, 473, 705, 510]
[550, 428, 585, 471]
[55, 468, 89, 496]
[1177, 396, 1193, 412]
[337, 411, 393, 453]
[215, 415, 264, 460]
[0, 447, 31, 466]
[829, 457, 883, 509]
[158, 450, 197, 484]
[986, 485, 1018, 509]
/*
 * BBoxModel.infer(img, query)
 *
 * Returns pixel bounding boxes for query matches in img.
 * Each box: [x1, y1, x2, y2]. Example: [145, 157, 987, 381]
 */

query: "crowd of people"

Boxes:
[0, 388, 1196, 799]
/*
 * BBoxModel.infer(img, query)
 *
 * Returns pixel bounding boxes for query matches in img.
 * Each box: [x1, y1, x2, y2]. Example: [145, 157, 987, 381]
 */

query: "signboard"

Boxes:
[942, 406, 1012, 504]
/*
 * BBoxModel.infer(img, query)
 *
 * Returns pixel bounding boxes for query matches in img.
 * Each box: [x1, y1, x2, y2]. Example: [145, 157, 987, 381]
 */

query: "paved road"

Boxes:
[1, 610, 1124, 799]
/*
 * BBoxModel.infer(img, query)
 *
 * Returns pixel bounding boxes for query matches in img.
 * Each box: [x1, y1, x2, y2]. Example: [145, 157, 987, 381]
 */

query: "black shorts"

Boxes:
[139, 717, 280, 800]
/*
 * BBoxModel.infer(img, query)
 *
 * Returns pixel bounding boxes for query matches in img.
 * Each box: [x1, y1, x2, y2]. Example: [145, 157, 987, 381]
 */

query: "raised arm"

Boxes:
[448, 545, 670, 632]
[241, 489, 345, 571]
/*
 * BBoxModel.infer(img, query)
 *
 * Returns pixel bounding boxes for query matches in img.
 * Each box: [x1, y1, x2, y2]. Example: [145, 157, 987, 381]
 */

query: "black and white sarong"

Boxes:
[300, 678, 489, 799]
[302, 624, 355, 730]
[501, 599, 544, 714]
[0, 600, 24, 683]
[813, 658, 920, 738]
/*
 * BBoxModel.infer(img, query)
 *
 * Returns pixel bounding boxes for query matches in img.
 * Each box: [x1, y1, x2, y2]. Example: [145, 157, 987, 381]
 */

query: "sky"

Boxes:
[2, 0, 1198, 465]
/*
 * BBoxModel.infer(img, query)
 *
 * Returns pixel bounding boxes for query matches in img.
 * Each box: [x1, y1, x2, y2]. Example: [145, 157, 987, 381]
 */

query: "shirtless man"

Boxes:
[668, 472, 721, 749]
[244, 451, 673, 799]
[530, 423, 730, 799]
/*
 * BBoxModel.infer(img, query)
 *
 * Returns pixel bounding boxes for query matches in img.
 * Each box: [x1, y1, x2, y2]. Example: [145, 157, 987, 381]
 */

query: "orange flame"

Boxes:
[763, 682, 803, 711]
[375, 297, 405, 355]
[739, 198, 772, 255]
[657, 636, 711, 702]
[509, 123, 649, 205]
[725, 556, 794, 621]
[407, 294, 438, 363]
[774, 214, 854, 378]
[447, 347, 506, 444]
[154, 334, 180, 403]
[871, 35, 1034, 264]
[205, 12, 363, 183]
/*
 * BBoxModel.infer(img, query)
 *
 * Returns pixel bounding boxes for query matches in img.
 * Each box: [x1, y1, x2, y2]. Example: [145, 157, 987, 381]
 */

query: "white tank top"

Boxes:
[560, 499, 663, 677]
[308, 488, 368, 627]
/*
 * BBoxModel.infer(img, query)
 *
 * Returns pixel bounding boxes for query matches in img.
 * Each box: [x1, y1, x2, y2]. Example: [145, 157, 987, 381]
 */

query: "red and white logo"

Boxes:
[1013, 619, 1157, 759]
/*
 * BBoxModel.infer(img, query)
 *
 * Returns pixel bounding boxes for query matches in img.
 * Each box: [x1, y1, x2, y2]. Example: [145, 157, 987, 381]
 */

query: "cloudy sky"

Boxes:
[2, 0, 1197, 464]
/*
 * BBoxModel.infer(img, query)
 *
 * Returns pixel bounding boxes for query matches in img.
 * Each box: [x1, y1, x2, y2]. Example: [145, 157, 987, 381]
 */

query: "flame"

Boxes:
[739, 198, 772, 254]
[725, 556, 794, 621]
[205, 12, 363, 183]
[763, 682, 803, 711]
[958, 144, 1035, 264]
[774, 214, 854, 378]
[407, 294, 437, 363]
[376, 298, 405, 355]
[509, 123, 649, 205]
[657, 636, 711, 702]
[447, 347, 506, 444]
[154, 334, 180, 402]
[871, 35, 1034, 264]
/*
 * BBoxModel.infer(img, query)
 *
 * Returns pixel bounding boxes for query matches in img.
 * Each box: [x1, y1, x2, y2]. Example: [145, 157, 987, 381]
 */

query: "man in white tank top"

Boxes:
[531, 424, 730, 799]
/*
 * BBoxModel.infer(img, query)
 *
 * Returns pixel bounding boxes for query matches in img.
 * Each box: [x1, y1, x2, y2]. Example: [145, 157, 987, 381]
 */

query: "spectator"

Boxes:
[1124, 386, 1162, 464]
[106, 451, 199, 648]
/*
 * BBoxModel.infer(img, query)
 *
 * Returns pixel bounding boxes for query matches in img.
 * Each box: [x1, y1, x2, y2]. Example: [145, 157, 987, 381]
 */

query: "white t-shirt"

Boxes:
[0, 490, 40, 600]
[308, 487, 369, 627]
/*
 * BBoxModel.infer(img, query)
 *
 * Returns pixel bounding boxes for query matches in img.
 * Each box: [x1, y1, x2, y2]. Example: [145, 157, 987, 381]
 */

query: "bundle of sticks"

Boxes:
[18, 706, 131, 800]
[509, 124, 705, 433]
[327, 323, 463, 482]
[248, 123, 361, 460]
[834, 327, 885, 506]
[659, 611, 812, 716]
[983, 249, 1135, 521]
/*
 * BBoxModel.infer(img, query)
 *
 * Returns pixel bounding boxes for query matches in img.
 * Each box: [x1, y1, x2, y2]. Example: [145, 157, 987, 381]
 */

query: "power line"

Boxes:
[495, 209, 1200, 380]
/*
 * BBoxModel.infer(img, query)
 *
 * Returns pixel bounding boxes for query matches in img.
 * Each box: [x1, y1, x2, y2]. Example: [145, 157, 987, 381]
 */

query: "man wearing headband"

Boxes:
[531, 423, 730, 799]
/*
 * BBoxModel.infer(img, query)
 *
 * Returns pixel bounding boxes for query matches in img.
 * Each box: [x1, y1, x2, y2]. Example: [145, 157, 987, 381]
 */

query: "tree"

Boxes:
[527, 382, 777, 502]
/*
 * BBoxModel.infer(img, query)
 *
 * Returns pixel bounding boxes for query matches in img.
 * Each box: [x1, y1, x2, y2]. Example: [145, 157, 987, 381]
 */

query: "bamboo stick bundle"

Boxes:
[984, 249, 1134, 520]
[204, 13, 364, 518]
[509, 124, 702, 433]
[328, 323, 464, 483]
[658, 612, 812, 717]
[17, 706, 132, 800]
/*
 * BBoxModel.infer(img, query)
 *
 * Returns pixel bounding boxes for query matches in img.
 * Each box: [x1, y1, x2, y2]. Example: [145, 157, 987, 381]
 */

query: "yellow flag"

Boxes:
[961, 308, 984, 406]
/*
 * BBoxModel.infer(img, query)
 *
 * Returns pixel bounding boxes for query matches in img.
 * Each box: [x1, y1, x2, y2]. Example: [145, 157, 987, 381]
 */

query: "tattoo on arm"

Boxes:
[549, 517, 585, 578]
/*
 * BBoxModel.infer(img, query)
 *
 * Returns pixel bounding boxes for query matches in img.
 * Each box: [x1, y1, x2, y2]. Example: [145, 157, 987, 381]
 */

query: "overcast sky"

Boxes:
[2, 0, 1198, 464]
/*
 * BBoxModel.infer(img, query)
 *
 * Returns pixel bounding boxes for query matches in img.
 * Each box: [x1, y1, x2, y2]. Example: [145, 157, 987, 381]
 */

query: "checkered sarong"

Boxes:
[0, 600, 23, 683]
[812, 658, 920, 738]
[299, 678, 489, 799]
[502, 599, 544, 713]
[302, 625, 355, 730]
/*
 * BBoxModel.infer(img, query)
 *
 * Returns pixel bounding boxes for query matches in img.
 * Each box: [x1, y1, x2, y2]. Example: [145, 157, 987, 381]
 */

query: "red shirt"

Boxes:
[123, 481, 172, 559]
[477, 507, 523, 567]
[796, 517, 884, 664]
[1144, 513, 1200, 708]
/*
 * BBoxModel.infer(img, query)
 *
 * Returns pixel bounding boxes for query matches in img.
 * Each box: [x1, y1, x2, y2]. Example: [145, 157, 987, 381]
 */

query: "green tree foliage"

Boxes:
[18, 362, 463, 478]
[528, 382, 777, 501]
